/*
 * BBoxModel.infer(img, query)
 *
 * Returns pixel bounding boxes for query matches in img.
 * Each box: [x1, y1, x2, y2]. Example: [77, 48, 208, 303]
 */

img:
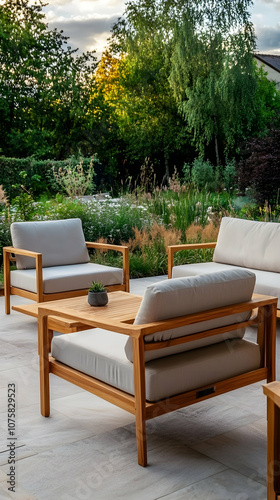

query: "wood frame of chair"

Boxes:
[168, 242, 217, 280]
[263, 381, 280, 500]
[4, 241, 129, 314]
[38, 294, 277, 467]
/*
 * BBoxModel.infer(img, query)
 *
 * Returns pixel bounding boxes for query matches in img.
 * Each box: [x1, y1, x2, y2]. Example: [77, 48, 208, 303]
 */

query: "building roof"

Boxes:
[254, 53, 280, 74]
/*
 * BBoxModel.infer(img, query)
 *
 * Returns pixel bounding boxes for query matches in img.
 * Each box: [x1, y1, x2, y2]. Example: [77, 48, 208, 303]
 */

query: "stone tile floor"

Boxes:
[0, 275, 278, 499]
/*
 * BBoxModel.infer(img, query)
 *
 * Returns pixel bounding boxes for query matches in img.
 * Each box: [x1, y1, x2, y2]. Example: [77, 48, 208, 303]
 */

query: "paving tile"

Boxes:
[162, 468, 266, 500]
[51, 391, 135, 432]
[192, 418, 267, 485]
[0, 474, 37, 500]
[0, 406, 96, 456]
[150, 397, 265, 448]
[0, 340, 37, 373]
[0, 484, 14, 499]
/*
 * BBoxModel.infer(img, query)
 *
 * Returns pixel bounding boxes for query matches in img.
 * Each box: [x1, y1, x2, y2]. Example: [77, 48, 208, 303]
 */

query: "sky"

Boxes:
[42, 0, 280, 60]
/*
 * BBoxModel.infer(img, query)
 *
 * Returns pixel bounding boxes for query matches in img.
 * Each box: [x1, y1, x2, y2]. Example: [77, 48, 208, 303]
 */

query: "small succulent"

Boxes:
[88, 281, 106, 293]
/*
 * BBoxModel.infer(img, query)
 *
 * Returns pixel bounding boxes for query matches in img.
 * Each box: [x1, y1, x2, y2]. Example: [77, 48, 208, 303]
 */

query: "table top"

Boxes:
[13, 292, 142, 333]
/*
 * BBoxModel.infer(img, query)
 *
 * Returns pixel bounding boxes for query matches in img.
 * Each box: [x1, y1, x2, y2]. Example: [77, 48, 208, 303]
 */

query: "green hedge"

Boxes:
[0, 156, 96, 201]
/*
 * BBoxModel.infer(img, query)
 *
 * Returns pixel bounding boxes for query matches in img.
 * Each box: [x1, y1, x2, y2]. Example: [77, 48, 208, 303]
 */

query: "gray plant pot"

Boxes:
[88, 290, 108, 307]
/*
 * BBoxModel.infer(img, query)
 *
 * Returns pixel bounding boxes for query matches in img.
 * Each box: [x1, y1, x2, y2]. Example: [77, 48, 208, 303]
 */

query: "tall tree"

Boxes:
[0, 0, 97, 159]
[169, 1, 257, 164]
[107, 0, 193, 180]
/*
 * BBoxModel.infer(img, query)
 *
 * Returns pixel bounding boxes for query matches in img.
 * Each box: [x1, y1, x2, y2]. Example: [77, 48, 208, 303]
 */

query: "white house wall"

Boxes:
[254, 58, 280, 89]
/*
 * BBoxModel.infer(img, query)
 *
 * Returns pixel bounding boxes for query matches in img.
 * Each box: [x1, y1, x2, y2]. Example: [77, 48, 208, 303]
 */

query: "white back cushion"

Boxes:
[11, 218, 90, 269]
[213, 217, 280, 272]
[124, 269, 255, 362]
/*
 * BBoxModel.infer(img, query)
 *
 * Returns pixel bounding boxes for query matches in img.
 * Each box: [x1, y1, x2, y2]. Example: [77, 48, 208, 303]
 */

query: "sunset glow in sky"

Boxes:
[42, 0, 280, 59]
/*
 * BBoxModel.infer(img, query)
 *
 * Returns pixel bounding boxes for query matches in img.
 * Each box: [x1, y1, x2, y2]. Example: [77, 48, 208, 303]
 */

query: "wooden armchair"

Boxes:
[168, 217, 280, 318]
[38, 269, 277, 466]
[4, 218, 129, 314]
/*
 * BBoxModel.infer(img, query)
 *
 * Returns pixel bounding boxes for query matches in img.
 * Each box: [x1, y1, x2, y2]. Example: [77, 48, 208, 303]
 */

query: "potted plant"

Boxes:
[88, 281, 108, 307]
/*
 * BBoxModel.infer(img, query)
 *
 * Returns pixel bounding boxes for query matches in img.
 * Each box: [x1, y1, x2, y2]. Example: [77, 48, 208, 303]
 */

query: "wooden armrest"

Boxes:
[4, 246, 44, 305]
[86, 242, 128, 253]
[3, 246, 42, 258]
[167, 242, 217, 278]
[168, 242, 217, 252]
[86, 242, 130, 292]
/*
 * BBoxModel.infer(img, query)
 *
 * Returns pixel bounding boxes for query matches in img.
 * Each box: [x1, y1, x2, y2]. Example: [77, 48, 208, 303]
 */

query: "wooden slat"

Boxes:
[3, 246, 41, 258]
[10, 287, 37, 300]
[144, 318, 257, 351]
[86, 241, 128, 252]
[10, 284, 127, 305]
[168, 242, 217, 252]
[146, 368, 268, 420]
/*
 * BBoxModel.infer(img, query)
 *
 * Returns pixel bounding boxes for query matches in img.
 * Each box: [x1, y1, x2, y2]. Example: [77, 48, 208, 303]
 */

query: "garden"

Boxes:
[1, 154, 280, 288]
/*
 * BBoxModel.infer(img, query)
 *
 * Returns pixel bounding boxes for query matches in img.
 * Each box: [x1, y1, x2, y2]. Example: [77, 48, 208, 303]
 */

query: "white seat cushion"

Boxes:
[51, 330, 260, 402]
[172, 261, 280, 307]
[10, 263, 123, 294]
[125, 270, 255, 362]
[11, 218, 89, 269]
[172, 261, 233, 279]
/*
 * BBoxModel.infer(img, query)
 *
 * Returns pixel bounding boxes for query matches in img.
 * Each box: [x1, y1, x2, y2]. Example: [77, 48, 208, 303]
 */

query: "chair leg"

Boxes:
[4, 250, 11, 314]
[38, 312, 50, 417]
[133, 336, 147, 466]
[4, 288, 10, 315]
[135, 414, 147, 467]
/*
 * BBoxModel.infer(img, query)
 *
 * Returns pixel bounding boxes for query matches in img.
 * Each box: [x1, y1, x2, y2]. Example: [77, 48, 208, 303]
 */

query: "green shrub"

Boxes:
[183, 158, 216, 191]
[52, 155, 96, 198]
[0, 213, 11, 265]
[224, 159, 237, 192]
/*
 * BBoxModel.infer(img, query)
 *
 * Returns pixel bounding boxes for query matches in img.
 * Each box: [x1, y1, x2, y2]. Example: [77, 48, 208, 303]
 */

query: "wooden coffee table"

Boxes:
[13, 291, 142, 335]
